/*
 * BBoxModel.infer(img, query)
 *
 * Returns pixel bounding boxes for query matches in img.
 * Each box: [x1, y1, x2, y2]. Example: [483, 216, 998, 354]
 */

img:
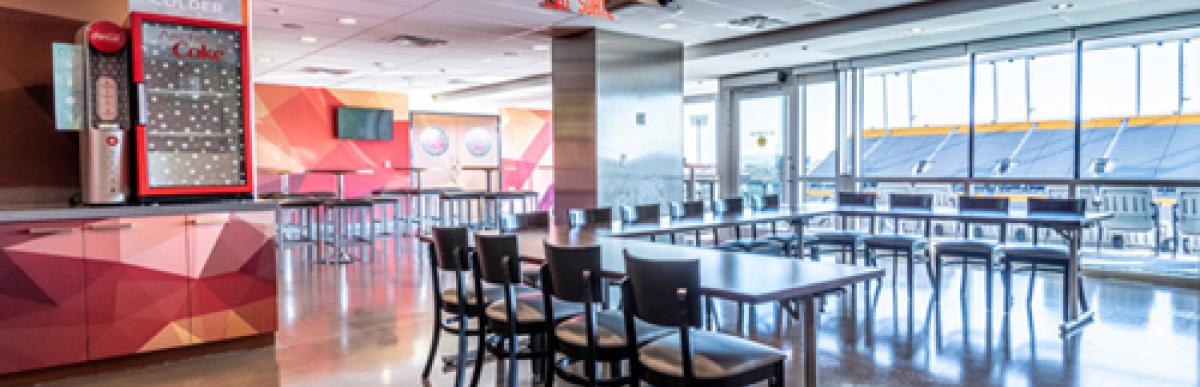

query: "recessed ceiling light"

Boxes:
[281, 22, 304, 30]
[1051, 3, 1073, 10]
[336, 17, 358, 25]
[258, 57, 274, 63]
[268, 7, 283, 15]
[532, 44, 550, 51]
[659, 22, 677, 30]
[299, 36, 318, 43]
[481, 58, 494, 63]
[908, 26, 925, 33]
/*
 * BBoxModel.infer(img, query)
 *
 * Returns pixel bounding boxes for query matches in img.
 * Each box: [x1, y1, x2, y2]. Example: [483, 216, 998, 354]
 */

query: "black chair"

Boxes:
[621, 250, 786, 387]
[471, 234, 582, 387]
[863, 194, 934, 294]
[932, 196, 1010, 306]
[754, 194, 812, 256]
[809, 192, 876, 264]
[622, 204, 662, 225]
[423, 227, 486, 386]
[543, 244, 670, 386]
[571, 207, 614, 229]
[1002, 198, 1091, 321]
[669, 201, 707, 246]
[502, 211, 551, 231]
[714, 197, 769, 252]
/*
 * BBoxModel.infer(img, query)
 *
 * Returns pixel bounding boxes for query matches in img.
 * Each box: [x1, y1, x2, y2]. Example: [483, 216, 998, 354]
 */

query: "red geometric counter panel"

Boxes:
[0, 221, 87, 373]
[187, 211, 277, 343]
[84, 216, 192, 360]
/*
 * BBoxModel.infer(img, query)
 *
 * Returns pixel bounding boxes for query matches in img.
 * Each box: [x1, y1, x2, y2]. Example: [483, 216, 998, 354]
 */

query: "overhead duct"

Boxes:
[432, 73, 550, 101]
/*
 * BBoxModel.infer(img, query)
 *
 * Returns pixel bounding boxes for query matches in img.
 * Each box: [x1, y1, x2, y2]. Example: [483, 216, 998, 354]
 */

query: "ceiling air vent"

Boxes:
[722, 15, 786, 31]
[381, 34, 448, 48]
[299, 67, 353, 76]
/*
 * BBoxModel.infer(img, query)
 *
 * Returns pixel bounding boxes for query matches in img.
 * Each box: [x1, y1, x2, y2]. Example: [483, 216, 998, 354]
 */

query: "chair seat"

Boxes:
[485, 291, 585, 324]
[554, 310, 671, 349]
[864, 234, 927, 250]
[812, 230, 869, 245]
[1003, 245, 1071, 261]
[639, 329, 787, 380]
[934, 240, 1003, 257]
[441, 284, 536, 306]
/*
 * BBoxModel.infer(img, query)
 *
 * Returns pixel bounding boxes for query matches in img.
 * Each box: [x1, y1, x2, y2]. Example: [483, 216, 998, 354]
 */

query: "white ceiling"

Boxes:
[250, 0, 921, 94]
[252, 0, 1200, 104]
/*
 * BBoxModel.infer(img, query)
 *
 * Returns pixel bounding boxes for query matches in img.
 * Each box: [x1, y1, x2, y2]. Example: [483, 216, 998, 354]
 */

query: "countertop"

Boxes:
[0, 201, 279, 223]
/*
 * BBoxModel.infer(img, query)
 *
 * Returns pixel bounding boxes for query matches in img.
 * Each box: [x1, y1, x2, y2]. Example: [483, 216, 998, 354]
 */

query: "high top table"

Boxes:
[306, 168, 375, 199]
[462, 165, 499, 192]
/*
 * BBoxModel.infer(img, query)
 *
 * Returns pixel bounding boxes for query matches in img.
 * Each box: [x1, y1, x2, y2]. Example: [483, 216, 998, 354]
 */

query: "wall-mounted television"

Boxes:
[337, 106, 394, 140]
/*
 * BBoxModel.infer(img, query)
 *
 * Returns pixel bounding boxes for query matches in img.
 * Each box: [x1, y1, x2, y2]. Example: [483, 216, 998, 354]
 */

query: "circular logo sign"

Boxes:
[104, 136, 120, 146]
[464, 127, 494, 158]
[419, 126, 449, 157]
[87, 21, 126, 53]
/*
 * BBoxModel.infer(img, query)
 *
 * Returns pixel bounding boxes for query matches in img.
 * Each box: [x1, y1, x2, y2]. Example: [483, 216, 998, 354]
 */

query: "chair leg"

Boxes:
[456, 318, 470, 387]
[1003, 259, 1013, 310]
[1027, 264, 1038, 305]
[1077, 275, 1090, 312]
[906, 249, 915, 298]
[960, 258, 969, 295]
[985, 256, 993, 310]
[890, 250, 898, 288]
[422, 312, 443, 379]
[507, 334, 519, 387]
[470, 326, 486, 387]
[934, 254, 943, 301]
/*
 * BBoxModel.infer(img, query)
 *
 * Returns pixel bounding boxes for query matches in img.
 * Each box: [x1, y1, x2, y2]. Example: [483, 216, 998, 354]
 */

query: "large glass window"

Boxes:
[1082, 44, 1137, 119]
[1184, 38, 1200, 113]
[1028, 53, 1074, 120]
[862, 58, 970, 178]
[803, 82, 836, 177]
[682, 101, 716, 164]
[1141, 41, 1182, 116]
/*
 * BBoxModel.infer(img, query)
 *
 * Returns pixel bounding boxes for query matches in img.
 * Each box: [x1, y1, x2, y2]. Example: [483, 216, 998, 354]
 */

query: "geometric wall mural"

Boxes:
[254, 84, 412, 198]
[500, 108, 554, 211]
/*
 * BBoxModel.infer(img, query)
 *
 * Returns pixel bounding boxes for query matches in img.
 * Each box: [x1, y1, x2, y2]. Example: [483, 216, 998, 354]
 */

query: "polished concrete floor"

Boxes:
[41, 238, 1199, 387]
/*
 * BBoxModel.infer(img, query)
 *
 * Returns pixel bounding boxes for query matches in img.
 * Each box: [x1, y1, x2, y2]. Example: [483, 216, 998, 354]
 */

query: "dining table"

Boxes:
[305, 168, 375, 199]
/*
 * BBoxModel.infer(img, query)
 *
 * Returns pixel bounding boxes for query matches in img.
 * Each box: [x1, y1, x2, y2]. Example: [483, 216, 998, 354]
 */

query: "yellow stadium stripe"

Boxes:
[1083, 117, 1124, 128]
[1036, 120, 1074, 130]
[976, 122, 1031, 133]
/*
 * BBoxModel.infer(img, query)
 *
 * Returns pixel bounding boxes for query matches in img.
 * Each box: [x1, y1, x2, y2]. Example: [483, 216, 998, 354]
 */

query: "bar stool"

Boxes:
[483, 191, 539, 229]
[440, 191, 486, 228]
[1001, 198, 1091, 321]
[863, 194, 934, 295]
[276, 198, 322, 244]
[317, 199, 375, 263]
[810, 192, 876, 265]
[932, 196, 1010, 305]
[369, 196, 402, 237]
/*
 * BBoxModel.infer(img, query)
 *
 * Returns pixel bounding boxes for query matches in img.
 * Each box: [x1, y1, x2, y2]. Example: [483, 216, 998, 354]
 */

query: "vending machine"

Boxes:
[77, 21, 132, 205]
[129, 12, 254, 202]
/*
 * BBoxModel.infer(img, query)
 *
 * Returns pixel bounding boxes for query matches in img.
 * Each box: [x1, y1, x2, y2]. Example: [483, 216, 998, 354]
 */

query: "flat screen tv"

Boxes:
[337, 106, 394, 140]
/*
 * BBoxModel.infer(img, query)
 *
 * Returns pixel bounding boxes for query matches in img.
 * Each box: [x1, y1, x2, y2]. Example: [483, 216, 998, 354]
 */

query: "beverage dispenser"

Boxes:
[76, 21, 132, 205]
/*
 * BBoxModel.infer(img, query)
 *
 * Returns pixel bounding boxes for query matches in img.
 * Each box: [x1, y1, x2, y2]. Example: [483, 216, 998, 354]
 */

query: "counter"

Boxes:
[0, 201, 280, 375]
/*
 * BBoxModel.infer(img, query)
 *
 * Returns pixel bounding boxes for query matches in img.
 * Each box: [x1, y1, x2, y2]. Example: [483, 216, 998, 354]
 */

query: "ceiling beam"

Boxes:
[432, 73, 551, 101]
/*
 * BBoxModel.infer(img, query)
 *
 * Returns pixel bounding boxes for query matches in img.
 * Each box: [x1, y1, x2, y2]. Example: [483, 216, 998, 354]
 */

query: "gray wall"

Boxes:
[553, 29, 684, 220]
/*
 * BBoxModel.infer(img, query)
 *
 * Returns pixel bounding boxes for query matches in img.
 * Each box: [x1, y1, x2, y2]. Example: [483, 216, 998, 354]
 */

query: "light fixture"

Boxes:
[532, 44, 550, 51]
[258, 57, 274, 64]
[299, 36, 318, 43]
[1051, 3, 1073, 11]
[481, 58, 494, 63]
[336, 17, 358, 25]
[658, 22, 677, 30]
[908, 26, 925, 33]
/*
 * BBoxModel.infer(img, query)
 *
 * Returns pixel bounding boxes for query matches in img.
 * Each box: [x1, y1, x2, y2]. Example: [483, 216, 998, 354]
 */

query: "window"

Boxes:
[1140, 41, 1182, 116]
[1028, 53, 1074, 120]
[803, 81, 836, 177]
[862, 58, 970, 178]
[682, 101, 716, 164]
[863, 75, 885, 130]
[1184, 38, 1200, 114]
[1082, 44, 1137, 119]
[994, 58, 1027, 122]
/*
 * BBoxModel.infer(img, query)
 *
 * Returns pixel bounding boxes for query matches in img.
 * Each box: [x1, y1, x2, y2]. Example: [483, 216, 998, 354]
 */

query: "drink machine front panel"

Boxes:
[78, 21, 131, 205]
[131, 13, 253, 198]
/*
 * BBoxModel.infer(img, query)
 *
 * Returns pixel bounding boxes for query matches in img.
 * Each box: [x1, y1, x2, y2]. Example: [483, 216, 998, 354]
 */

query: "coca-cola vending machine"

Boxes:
[77, 21, 132, 205]
[129, 12, 253, 202]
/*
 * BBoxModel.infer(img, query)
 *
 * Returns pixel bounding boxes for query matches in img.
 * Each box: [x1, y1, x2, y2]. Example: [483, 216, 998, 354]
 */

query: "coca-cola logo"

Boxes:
[171, 41, 225, 61]
[87, 21, 126, 53]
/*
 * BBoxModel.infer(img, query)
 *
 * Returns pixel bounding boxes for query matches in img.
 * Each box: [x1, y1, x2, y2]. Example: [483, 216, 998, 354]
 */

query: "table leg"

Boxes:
[335, 175, 346, 200]
[803, 296, 817, 387]
[1059, 226, 1094, 335]
[279, 173, 290, 195]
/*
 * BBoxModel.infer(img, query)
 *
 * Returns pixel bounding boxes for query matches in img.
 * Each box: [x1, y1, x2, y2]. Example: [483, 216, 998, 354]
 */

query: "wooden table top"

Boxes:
[461, 166, 500, 171]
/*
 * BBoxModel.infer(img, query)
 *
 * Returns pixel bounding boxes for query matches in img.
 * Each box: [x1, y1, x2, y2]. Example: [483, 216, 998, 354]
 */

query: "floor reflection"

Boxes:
[38, 237, 1200, 387]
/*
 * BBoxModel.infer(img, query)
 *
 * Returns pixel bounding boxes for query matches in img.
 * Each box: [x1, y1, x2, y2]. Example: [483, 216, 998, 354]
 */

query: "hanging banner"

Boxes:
[52, 43, 84, 131]
[129, 0, 244, 25]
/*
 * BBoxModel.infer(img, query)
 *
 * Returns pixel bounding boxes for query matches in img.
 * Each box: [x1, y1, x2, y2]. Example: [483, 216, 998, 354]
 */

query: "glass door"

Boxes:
[732, 90, 789, 200]
[799, 76, 838, 205]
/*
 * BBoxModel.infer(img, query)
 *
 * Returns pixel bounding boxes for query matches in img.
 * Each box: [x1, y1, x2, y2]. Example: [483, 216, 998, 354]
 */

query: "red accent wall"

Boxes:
[253, 84, 412, 197]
